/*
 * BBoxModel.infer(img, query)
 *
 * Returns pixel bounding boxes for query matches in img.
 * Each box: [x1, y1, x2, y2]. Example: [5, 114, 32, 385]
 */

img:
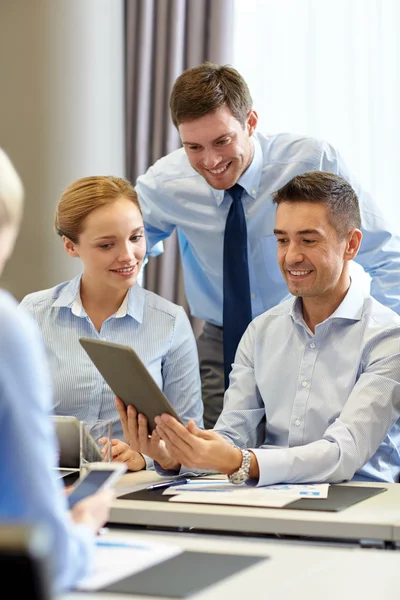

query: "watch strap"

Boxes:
[228, 448, 251, 485]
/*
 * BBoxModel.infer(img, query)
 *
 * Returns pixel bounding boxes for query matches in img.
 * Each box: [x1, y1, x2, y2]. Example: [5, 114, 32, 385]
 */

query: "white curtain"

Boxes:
[233, 0, 399, 288]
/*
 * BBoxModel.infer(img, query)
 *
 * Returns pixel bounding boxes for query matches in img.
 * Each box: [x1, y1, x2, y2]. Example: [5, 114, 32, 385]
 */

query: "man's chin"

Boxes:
[198, 164, 240, 190]
[204, 174, 238, 190]
[287, 283, 312, 298]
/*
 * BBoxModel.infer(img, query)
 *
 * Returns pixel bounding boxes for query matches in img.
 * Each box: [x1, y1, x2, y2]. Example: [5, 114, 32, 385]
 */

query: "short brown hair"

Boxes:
[170, 62, 252, 128]
[272, 172, 361, 238]
[55, 176, 140, 243]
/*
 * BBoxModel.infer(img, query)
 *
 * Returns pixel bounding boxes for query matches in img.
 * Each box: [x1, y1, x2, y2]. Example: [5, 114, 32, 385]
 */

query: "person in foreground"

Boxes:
[119, 171, 400, 485]
[0, 147, 113, 592]
[20, 176, 203, 471]
[136, 62, 400, 429]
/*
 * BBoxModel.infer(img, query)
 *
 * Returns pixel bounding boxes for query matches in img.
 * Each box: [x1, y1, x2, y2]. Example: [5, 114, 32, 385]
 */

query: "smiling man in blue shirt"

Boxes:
[136, 62, 400, 429]
[128, 172, 400, 486]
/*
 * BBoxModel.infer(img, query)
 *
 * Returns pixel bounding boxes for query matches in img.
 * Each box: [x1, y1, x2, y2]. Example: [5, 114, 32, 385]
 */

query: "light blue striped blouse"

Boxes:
[20, 276, 203, 454]
[214, 282, 400, 485]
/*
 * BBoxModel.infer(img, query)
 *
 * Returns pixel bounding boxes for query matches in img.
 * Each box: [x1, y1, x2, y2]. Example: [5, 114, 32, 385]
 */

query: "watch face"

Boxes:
[229, 470, 247, 485]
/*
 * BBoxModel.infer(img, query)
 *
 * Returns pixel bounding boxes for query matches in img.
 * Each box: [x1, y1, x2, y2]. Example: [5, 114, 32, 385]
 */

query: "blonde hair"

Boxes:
[0, 147, 24, 230]
[55, 176, 140, 243]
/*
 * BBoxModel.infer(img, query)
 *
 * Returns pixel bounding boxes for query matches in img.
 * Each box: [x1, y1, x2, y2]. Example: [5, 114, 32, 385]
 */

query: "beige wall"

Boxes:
[0, 0, 125, 300]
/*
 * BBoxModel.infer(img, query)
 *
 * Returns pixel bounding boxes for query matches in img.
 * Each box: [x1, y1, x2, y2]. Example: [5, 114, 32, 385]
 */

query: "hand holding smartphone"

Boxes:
[67, 462, 127, 509]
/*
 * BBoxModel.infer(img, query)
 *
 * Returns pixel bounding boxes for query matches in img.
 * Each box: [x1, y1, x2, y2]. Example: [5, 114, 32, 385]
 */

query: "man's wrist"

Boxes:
[225, 447, 243, 476]
[248, 451, 259, 480]
[137, 452, 146, 470]
[224, 449, 259, 484]
[126, 451, 146, 471]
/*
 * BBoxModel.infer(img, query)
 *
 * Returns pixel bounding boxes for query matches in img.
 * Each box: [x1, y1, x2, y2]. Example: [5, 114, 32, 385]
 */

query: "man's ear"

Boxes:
[344, 229, 362, 261]
[246, 110, 258, 136]
[62, 236, 79, 258]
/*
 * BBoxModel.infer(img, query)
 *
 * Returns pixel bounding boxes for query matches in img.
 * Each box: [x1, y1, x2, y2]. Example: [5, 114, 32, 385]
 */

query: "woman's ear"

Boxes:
[62, 236, 79, 258]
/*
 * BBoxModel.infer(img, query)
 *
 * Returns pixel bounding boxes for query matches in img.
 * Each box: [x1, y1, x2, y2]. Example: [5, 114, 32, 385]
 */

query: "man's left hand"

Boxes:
[155, 415, 242, 474]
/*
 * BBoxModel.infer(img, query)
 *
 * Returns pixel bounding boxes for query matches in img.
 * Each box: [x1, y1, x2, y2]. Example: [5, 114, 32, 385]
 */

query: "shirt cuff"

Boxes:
[249, 447, 292, 486]
[141, 453, 153, 471]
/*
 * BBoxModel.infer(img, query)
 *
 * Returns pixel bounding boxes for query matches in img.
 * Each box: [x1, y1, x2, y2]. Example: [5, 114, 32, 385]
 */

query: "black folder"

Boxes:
[283, 484, 387, 512]
[100, 551, 266, 597]
[119, 484, 387, 512]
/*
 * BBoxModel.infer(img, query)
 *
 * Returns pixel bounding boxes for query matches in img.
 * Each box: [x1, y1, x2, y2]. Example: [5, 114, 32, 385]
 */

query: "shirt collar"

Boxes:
[124, 283, 145, 323]
[211, 134, 263, 206]
[290, 279, 365, 328]
[52, 274, 145, 323]
[327, 279, 365, 322]
[52, 275, 83, 313]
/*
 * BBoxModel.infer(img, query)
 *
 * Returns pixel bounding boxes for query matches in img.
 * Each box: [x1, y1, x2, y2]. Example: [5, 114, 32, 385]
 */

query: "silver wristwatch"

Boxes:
[228, 448, 251, 485]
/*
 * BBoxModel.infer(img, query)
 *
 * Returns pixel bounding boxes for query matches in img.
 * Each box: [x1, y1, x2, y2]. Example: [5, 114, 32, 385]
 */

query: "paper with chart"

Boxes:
[76, 536, 183, 591]
[164, 479, 329, 499]
[260, 483, 329, 498]
[168, 488, 297, 508]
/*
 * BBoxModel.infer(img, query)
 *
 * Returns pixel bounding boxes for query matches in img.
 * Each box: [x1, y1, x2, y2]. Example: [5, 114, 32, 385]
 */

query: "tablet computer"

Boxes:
[78, 337, 183, 432]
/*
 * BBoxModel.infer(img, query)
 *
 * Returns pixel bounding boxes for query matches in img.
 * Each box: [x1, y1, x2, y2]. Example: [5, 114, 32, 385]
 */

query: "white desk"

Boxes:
[111, 472, 400, 544]
[64, 527, 400, 600]
[391, 521, 400, 543]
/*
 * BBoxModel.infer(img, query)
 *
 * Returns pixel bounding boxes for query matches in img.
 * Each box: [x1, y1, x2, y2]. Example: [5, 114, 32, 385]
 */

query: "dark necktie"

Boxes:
[222, 184, 252, 389]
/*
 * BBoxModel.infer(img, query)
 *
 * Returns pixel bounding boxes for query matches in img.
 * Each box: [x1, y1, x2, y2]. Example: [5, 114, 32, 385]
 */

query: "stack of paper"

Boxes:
[164, 480, 329, 508]
[76, 537, 183, 591]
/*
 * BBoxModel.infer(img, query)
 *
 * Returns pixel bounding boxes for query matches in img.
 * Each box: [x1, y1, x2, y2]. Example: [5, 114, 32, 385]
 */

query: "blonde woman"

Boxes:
[21, 176, 203, 472]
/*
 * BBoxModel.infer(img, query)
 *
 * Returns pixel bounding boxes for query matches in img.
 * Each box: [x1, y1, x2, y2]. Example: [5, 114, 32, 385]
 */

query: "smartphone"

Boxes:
[67, 462, 127, 509]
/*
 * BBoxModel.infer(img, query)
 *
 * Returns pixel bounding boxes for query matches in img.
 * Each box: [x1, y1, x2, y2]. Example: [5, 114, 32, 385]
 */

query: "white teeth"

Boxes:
[209, 164, 228, 174]
[115, 267, 133, 273]
[289, 270, 311, 276]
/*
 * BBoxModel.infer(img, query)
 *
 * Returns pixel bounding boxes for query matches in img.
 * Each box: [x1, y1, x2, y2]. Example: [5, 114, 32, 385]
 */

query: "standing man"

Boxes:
[136, 62, 400, 429]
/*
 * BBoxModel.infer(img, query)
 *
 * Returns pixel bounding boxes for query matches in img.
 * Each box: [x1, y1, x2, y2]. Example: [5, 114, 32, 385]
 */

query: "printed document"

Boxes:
[76, 536, 182, 591]
[165, 479, 329, 499]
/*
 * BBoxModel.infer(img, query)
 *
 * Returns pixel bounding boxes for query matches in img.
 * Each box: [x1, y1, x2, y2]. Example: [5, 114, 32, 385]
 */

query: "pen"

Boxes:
[96, 540, 149, 550]
[146, 477, 190, 491]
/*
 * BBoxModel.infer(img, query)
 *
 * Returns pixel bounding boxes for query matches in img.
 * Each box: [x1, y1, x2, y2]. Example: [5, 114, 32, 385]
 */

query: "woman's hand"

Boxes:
[70, 488, 114, 533]
[109, 438, 146, 472]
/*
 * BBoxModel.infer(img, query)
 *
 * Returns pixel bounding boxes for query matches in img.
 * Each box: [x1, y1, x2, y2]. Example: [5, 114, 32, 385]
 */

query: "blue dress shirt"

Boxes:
[136, 132, 400, 322]
[20, 276, 203, 453]
[213, 283, 400, 485]
[0, 290, 94, 593]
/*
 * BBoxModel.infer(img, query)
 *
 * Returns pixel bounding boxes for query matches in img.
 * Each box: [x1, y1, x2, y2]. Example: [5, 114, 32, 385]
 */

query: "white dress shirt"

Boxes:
[214, 282, 400, 485]
[137, 132, 400, 322]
